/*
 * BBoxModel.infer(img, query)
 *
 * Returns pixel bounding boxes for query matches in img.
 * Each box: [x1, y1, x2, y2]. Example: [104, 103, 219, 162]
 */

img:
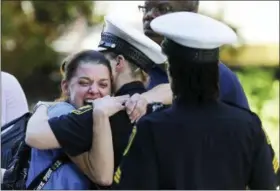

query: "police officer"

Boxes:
[140, 0, 250, 109]
[25, 14, 168, 186]
[113, 12, 278, 190]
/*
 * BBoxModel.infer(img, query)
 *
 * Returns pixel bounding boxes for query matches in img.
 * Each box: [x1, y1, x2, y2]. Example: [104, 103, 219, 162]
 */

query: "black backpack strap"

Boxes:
[1, 112, 31, 132]
[27, 154, 69, 190]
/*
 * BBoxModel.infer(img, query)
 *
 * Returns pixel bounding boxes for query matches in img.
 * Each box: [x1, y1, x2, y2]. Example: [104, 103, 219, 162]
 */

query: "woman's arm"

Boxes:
[70, 108, 114, 186]
[25, 83, 170, 150]
[69, 95, 128, 186]
[25, 105, 61, 149]
[141, 83, 172, 105]
[25, 101, 114, 185]
[25, 100, 116, 185]
[126, 84, 172, 123]
[25, 83, 172, 149]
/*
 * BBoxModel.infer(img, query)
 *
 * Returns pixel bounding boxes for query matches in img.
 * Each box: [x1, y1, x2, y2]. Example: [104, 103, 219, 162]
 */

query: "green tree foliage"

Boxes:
[1, 1, 100, 102]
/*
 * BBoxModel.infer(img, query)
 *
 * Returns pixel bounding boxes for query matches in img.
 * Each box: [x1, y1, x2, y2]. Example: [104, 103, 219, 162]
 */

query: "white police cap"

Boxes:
[150, 12, 237, 50]
[98, 14, 167, 72]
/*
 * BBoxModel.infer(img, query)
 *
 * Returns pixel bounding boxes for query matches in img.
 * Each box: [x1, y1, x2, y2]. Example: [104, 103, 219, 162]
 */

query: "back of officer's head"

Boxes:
[98, 14, 167, 87]
[102, 50, 149, 86]
[151, 12, 237, 104]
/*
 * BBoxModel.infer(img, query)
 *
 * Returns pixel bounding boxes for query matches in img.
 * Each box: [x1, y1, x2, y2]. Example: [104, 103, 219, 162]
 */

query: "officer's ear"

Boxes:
[115, 55, 126, 73]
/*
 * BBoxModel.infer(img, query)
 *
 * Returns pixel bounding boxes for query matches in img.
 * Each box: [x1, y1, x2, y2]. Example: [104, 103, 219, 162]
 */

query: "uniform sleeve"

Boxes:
[248, 115, 278, 189]
[219, 63, 249, 109]
[147, 66, 169, 90]
[229, 72, 250, 109]
[113, 118, 159, 190]
[48, 105, 93, 156]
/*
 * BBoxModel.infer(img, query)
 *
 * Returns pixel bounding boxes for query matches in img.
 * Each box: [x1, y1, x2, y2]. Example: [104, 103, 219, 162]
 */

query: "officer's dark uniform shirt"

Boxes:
[113, 99, 278, 190]
[48, 81, 149, 170]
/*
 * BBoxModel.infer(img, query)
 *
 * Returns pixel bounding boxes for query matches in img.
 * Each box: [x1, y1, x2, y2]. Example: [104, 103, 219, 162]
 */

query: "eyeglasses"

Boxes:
[138, 4, 173, 15]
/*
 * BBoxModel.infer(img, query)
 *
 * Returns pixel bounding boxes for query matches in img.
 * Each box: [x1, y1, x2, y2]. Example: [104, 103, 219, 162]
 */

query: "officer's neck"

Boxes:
[114, 73, 142, 93]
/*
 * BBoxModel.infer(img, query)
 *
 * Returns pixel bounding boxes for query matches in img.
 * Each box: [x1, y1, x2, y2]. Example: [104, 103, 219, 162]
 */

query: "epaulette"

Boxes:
[222, 101, 262, 126]
[71, 105, 92, 115]
[222, 101, 252, 113]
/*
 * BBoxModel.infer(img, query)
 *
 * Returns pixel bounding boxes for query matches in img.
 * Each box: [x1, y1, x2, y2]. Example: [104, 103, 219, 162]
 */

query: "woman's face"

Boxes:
[62, 63, 112, 108]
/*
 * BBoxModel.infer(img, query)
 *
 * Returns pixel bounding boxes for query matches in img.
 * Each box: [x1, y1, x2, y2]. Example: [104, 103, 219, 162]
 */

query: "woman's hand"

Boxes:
[93, 95, 129, 117]
[125, 93, 148, 123]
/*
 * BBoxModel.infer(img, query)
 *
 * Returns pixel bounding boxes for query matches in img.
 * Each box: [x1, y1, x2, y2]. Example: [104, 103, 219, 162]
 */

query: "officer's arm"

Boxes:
[26, 105, 93, 155]
[248, 116, 278, 189]
[114, 119, 159, 189]
[142, 83, 172, 105]
[48, 106, 93, 156]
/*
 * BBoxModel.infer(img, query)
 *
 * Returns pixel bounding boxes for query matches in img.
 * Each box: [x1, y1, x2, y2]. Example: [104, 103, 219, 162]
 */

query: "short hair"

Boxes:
[102, 50, 149, 82]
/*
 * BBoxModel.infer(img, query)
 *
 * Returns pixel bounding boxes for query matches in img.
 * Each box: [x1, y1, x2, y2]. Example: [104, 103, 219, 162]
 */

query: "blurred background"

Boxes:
[1, 1, 279, 157]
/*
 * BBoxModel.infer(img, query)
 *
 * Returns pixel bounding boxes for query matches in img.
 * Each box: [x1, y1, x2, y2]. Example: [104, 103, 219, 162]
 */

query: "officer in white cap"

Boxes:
[113, 12, 277, 190]
[99, 14, 167, 74]
[96, 14, 168, 176]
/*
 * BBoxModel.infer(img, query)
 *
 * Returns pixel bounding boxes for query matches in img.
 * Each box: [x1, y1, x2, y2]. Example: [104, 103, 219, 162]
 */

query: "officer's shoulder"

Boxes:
[222, 101, 261, 126]
[137, 106, 171, 126]
[71, 104, 93, 115]
[219, 62, 234, 76]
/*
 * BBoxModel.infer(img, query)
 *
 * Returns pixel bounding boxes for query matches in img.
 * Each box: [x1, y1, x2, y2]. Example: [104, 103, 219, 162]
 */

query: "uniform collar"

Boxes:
[115, 81, 146, 96]
[172, 97, 218, 110]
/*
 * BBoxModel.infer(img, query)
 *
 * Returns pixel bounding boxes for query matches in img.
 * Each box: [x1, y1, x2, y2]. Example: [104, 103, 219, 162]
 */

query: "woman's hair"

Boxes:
[57, 50, 113, 101]
[103, 50, 149, 83]
[162, 40, 219, 104]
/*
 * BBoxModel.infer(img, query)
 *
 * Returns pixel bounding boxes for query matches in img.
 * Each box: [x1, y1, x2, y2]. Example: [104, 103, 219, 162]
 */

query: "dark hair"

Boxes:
[163, 40, 219, 105]
[57, 50, 113, 101]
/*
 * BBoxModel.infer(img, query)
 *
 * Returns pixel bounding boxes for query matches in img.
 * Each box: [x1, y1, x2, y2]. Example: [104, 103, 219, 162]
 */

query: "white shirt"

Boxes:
[1, 72, 29, 127]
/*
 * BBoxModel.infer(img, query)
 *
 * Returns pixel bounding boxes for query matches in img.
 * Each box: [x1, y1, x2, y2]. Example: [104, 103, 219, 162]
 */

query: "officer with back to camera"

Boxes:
[140, 0, 250, 110]
[113, 12, 278, 190]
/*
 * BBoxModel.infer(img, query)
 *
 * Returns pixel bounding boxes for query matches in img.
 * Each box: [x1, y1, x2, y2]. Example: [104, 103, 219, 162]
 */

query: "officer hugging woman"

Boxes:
[2, 12, 169, 190]
[2, 9, 279, 191]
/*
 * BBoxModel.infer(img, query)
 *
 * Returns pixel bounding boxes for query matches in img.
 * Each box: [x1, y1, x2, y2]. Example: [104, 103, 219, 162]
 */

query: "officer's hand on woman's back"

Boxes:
[125, 93, 148, 123]
[93, 95, 129, 117]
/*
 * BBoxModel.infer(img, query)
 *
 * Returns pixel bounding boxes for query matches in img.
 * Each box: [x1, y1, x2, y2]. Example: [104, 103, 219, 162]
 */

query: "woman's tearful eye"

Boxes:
[79, 80, 90, 87]
[99, 83, 108, 88]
